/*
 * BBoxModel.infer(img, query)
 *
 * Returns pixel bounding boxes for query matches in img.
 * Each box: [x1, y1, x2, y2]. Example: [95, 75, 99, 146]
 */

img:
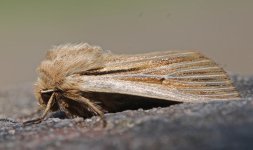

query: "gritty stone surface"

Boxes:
[0, 76, 253, 150]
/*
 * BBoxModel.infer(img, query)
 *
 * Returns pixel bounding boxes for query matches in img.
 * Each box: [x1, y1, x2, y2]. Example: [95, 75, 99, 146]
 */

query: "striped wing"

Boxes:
[75, 51, 240, 102]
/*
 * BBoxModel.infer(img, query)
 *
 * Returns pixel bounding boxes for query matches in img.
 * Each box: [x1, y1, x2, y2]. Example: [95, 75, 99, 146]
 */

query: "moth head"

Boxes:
[34, 79, 58, 108]
[35, 43, 106, 107]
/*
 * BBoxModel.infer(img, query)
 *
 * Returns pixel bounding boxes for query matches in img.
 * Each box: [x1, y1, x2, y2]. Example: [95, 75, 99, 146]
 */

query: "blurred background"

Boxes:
[0, 0, 252, 87]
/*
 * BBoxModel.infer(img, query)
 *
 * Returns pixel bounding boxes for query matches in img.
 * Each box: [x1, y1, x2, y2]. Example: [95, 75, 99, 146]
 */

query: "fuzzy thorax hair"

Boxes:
[35, 43, 106, 106]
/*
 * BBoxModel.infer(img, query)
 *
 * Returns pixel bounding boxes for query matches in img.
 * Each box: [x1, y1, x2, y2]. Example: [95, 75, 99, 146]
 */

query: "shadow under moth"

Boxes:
[23, 43, 240, 126]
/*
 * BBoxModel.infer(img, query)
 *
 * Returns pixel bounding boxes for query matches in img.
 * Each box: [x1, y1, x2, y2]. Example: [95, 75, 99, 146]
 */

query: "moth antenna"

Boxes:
[40, 89, 59, 94]
[66, 94, 107, 127]
[23, 93, 56, 126]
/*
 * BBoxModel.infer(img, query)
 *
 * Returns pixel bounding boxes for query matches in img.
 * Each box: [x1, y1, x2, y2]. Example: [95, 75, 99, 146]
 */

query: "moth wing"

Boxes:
[72, 51, 240, 103]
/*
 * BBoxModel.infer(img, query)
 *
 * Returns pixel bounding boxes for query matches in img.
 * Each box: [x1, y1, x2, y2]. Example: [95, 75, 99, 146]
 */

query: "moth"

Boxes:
[23, 43, 240, 126]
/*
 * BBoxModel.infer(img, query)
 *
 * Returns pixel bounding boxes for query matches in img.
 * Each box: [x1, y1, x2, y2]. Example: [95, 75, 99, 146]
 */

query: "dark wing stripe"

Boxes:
[166, 74, 227, 79]
[164, 59, 213, 69]
[182, 90, 238, 96]
[173, 80, 232, 86]
[167, 66, 221, 76]
[181, 86, 235, 91]
[107, 74, 228, 81]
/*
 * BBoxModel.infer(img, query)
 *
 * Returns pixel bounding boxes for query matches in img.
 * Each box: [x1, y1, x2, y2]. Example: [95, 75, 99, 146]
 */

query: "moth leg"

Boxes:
[66, 94, 107, 127]
[23, 93, 55, 126]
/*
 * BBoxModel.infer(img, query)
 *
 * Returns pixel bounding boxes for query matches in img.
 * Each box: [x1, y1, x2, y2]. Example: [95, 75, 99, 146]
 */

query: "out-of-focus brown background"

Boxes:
[0, 1, 252, 87]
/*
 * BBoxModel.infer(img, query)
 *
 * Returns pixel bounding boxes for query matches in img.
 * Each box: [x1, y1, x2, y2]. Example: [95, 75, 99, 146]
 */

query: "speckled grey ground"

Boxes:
[0, 76, 253, 150]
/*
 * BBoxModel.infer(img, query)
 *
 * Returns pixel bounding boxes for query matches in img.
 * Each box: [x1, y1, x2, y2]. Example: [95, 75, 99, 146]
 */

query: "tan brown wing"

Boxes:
[74, 51, 240, 102]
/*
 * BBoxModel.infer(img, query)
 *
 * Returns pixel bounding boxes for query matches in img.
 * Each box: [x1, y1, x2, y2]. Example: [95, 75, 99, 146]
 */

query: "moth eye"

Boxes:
[41, 91, 54, 104]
